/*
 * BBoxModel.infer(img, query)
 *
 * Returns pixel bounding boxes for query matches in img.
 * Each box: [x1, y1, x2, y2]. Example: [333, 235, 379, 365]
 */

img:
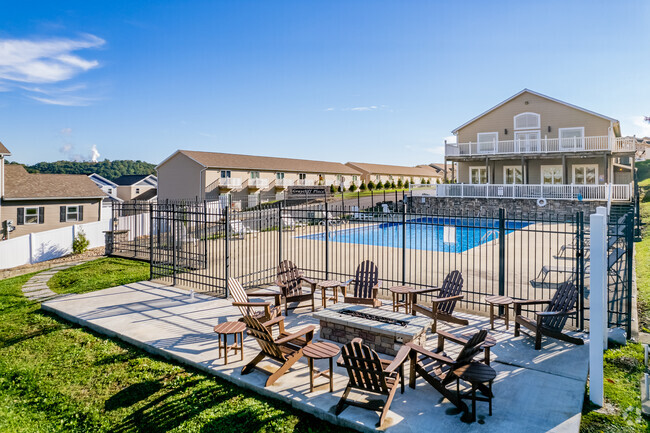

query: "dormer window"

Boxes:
[514, 112, 540, 130]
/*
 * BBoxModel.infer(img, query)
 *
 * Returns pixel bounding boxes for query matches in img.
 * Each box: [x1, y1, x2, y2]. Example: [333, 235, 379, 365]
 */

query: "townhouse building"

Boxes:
[157, 150, 361, 206]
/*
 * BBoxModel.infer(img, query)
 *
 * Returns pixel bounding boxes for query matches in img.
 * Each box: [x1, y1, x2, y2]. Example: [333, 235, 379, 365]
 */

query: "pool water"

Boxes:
[299, 217, 531, 253]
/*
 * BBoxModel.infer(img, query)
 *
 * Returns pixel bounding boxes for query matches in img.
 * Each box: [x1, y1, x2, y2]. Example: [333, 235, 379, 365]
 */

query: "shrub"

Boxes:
[436, 178, 440, 184]
[421, 178, 426, 184]
[359, 182, 367, 191]
[338, 184, 344, 192]
[397, 179, 404, 188]
[388, 181, 395, 189]
[349, 183, 357, 192]
[375, 180, 383, 190]
[404, 180, 410, 189]
[367, 181, 375, 190]
[72, 230, 90, 255]
[427, 179, 432, 184]
[330, 184, 336, 194]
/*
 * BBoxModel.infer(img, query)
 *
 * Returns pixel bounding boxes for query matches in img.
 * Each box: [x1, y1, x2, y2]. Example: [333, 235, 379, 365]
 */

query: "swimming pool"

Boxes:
[299, 217, 531, 253]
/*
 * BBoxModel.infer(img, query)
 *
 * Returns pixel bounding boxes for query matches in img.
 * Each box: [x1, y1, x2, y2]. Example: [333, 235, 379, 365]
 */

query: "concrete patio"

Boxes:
[42, 281, 589, 433]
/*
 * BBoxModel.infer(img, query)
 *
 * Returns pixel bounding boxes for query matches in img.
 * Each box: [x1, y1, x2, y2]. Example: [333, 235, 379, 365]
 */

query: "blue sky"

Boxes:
[1, 0, 649, 166]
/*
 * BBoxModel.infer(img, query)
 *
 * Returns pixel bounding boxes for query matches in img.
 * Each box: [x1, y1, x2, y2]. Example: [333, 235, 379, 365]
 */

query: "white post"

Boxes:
[28, 233, 34, 264]
[589, 206, 608, 407]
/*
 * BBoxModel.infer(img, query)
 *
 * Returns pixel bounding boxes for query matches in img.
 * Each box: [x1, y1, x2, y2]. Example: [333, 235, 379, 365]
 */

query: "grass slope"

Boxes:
[0, 260, 347, 433]
[48, 257, 150, 295]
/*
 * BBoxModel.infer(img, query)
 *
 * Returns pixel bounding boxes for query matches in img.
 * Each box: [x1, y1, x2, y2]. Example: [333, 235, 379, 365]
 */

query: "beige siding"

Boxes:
[4, 199, 101, 238]
[458, 158, 611, 185]
[116, 185, 156, 201]
[157, 153, 204, 201]
[457, 92, 613, 144]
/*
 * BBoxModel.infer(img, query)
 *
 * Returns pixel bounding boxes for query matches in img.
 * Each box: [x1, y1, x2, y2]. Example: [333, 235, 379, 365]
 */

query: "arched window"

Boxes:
[514, 112, 540, 130]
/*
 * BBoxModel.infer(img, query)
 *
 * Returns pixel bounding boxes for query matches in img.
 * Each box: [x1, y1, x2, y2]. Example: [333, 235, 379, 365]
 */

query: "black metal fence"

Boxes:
[102, 193, 646, 331]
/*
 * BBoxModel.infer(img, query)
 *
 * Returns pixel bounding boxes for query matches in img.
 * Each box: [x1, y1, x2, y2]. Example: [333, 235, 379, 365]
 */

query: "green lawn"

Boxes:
[48, 257, 150, 295]
[0, 259, 348, 433]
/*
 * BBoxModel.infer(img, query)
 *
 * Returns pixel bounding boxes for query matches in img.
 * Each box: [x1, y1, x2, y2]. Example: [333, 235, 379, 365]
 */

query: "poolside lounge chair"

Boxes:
[343, 260, 382, 307]
[335, 338, 410, 428]
[514, 280, 583, 350]
[275, 260, 317, 314]
[317, 211, 344, 226]
[228, 277, 282, 323]
[412, 270, 468, 333]
[351, 206, 373, 220]
[229, 220, 258, 237]
[241, 315, 315, 387]
[281, 213, 307, 230]
[407, 329, 489, 419]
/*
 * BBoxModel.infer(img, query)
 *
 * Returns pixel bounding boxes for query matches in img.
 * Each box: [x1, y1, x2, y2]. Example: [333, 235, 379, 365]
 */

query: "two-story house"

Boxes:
[113, 174, 158, 202]
[157, 150, 361, 206]
[88, 173, 122, 207]
[345, 162, 439, 186]
[441, 89, 635, 204]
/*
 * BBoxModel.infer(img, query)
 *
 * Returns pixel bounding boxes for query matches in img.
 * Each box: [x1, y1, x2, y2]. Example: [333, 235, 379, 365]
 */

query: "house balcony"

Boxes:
[272, 178, 294, 189]
[246, 178, 270, 190]
[205, 178, 242, 198]
[432, 183, 633, 202]
[445, 136, 636, 159]
[295, 179, 315, 186]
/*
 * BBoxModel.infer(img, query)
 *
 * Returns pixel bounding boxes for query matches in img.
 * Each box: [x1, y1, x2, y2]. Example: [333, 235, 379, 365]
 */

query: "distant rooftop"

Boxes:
[113, 174, 157, 186]
[346, 162, 438, 177]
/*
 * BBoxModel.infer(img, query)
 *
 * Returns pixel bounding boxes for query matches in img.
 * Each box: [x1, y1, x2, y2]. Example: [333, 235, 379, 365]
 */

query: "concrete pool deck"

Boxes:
[42, 281, 589, 433]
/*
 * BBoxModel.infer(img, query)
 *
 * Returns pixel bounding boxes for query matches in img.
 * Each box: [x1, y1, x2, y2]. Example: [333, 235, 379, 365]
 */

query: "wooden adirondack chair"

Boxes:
[411, 270, 468, 333]
[275, 260, 317, 315]
[336, 338, 411, 427]
[514, 280, 583, 350]
[228, 277, 282, 323]
[241, 315, 315, 387]
[343, 260, 382, 307]
[407, 329, 489, 417]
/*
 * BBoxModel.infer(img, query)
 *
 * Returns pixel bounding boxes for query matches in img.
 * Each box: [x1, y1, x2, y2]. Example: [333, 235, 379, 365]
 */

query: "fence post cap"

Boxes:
[596, 206, 607, 216]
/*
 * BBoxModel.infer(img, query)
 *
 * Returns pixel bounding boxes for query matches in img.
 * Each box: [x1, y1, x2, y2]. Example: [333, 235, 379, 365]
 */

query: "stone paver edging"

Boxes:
[21, 261, 88, 301]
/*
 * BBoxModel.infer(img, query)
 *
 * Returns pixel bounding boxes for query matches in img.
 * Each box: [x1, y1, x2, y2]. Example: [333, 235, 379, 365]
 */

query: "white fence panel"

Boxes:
[0, 236, 31, 269]
[0, 218, 112, 270]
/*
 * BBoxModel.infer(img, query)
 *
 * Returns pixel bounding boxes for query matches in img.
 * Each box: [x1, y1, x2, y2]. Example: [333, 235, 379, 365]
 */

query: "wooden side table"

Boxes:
[213, 321, 246, 365]
[453, 362, 496, 422]
[485, 295, 514, 330]
[303, 341, 340, 393]
[317, 280, 344, 308]
[389, 285, 414, 314]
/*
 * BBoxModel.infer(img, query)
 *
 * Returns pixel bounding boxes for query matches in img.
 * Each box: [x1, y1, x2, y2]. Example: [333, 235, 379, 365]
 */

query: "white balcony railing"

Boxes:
[446, 136, 636, 157]
[432, 183, 632, 202]
[247, 178, 269, 189]
[218, 177, 242, 188]
[273, 178, 293, 188]
[296, 179, 315, 186]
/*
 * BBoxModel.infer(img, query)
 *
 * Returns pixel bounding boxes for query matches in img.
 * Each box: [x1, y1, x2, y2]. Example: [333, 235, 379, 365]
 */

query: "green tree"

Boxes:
[349, 183, 357, 192]
[388, 181, 395, 189]
[330, 184, 337, 194]
[361, 181, 369, 191]
[404, 180, 410, 189]
[375, 180, 383, 190]
[397, 179, 404, 188]
[421, 178, 426, 184]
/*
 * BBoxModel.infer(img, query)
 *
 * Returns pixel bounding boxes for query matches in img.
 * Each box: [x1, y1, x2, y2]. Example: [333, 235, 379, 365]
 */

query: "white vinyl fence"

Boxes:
[0, 219, 111, 270]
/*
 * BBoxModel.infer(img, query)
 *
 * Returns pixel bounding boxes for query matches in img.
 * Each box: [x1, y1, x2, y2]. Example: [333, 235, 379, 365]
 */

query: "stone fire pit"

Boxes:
[314, 303, 433, 355]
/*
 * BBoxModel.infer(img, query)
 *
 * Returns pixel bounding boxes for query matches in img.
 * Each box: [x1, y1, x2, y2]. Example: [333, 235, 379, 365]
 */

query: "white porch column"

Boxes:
[589, 206, 608, 406]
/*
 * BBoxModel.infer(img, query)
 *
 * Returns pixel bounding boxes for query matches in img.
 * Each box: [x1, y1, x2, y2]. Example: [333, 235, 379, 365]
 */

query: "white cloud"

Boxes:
[0, 34, 104, 84]
[90, 145, 100, 162]
[325, 105, 389, 112]
[628, 116, 650, 138]
[60, 127, 72, 135]
[29, 94, 95, 106]
[0, 34, 104, 106]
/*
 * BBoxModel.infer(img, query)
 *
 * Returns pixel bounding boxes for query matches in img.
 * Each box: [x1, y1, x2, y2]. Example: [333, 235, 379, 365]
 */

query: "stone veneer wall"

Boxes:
[408, 196, 602, 218]
[319, 320, 427, 356]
